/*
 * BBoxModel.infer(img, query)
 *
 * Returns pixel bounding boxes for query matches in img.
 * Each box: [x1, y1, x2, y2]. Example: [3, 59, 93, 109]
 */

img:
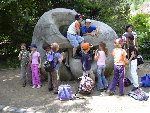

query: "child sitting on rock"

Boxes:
[67, 14, 84, 59]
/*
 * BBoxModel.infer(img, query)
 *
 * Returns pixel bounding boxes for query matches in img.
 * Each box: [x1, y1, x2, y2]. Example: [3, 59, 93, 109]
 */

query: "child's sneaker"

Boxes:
[32, 85, 36, 89]
[37, 85, 41, 89]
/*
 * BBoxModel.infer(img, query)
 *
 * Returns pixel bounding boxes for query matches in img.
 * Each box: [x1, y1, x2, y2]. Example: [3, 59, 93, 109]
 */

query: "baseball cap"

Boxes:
[81, 42, 93, 50]
[85, 19, 91, 23]
[29, 44, 37, 48]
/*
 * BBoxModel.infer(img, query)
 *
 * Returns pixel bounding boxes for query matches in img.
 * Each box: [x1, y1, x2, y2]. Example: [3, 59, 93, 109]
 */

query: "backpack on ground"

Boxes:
[78, 75, 94, 94]
[141, 74, 150, 87]
[58, 84, 74, 101]
[128, 88, 149, 101]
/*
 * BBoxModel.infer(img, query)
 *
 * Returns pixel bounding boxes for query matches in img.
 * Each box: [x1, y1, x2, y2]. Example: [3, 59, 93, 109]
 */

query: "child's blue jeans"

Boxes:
[97, 65, 108, 90]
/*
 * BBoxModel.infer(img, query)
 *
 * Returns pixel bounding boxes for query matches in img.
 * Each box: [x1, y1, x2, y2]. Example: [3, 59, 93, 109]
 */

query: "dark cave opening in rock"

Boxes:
[59, 25, 69, 38]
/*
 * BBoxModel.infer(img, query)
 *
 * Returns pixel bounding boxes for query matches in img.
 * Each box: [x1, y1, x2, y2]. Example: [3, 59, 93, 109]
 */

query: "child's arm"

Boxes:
[29, 52, 32, 62]
[18, 51, 22, 60]
[58, 52, 64, 64]
[75, 22, 80, 35]
[38, 56, 41, 68]
[95, 26, 100, 36]
[94, 49, 99, 61]
[128, 51, 135, 62]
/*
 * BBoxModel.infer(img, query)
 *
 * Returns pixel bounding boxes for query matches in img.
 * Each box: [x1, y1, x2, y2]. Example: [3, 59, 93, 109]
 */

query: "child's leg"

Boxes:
[130, 59, 139, 88]
[26, 64, 32, 85]
[97, 66, 104, 90]
[20, 65, 26, 86]
[32, 64, 41, 86]
[118, 65, 125, 95]
[48, 72, 53, 90]
[108, 65, 119, 92]
[31, 64, 36, 86]
[67, 33, 79, 57]
[101, 66, 108, 88]
[88, 70, 95, 83]
[51, 70, 59, 93]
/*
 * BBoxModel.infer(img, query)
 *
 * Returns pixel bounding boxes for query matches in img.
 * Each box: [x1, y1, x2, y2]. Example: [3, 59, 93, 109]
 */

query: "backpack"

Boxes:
[128, 88, 149, 101]
[44, 52, 56, 72]
[137, 54, 144, 66]
[124, 77, 132, 87]
[141, 74, 150, 87]
[117, 77, 131, 87]
[58, 84, 74, 101]
[78, 75, 94, 94]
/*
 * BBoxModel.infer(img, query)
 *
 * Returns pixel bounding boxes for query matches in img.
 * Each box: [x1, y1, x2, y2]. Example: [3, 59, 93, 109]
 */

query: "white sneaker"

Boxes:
[32, 85, 36, 89]
[37, 85, 41, 89]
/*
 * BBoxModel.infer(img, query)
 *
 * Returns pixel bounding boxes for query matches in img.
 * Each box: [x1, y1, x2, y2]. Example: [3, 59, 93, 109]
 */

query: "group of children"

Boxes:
[18, 42, 64, 94]
[18, 13, 139, 96]
[66, 13, 139, 96]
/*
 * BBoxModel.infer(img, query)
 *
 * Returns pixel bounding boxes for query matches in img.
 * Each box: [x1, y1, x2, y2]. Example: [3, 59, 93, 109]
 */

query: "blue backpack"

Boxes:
[141, 74, 150, 87]
[58, 84, 74, 101]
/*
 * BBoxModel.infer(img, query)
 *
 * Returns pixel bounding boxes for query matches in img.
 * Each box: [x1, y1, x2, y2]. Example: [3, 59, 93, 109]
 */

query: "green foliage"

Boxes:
[0, 0, 133, 67]
[6, 57, 20, 68]
[130, 13, 150, 60]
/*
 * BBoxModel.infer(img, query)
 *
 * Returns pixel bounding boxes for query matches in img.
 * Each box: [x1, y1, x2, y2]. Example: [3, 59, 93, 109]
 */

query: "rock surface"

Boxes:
[32, 8, 117, 79]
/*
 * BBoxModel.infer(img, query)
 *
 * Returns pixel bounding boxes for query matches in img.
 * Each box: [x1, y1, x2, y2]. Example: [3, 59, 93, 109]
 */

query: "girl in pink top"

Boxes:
[30, 44, 41, 89]
[94, 42, 108, 92]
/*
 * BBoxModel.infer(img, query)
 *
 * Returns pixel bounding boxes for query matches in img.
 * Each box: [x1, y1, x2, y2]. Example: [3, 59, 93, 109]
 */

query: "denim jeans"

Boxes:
[97, 65, 108, 90]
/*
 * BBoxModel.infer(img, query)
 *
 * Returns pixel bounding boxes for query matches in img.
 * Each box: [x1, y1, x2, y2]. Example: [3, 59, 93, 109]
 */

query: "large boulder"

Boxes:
[32, 8, 117, 80]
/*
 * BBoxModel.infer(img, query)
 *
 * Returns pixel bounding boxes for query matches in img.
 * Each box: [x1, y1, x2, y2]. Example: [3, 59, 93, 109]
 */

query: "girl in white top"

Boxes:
[94, 41, 108, 92]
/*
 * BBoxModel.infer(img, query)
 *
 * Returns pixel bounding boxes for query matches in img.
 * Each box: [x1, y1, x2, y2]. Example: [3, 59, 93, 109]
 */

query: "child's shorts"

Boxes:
[67, 32, 84, 48]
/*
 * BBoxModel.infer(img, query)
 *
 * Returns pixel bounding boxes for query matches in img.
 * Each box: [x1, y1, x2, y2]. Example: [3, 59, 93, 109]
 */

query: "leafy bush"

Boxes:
[130, 13, 150, 60]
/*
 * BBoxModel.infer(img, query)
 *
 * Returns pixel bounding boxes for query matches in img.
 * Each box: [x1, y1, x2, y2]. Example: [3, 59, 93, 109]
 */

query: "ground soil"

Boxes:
[0, 62, 150, 113]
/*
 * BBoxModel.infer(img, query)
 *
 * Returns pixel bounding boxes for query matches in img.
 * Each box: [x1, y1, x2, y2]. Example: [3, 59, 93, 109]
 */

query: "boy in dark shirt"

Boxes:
[128, 35, 139, 91]
[81, 42, 95, 82]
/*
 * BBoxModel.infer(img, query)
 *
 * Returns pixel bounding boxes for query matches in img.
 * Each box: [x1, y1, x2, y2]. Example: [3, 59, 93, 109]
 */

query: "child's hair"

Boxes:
[129, 38, 134, 46]
[51, 42, 59, 52]
[99, 41, 108, 57]
[20, 43, 26, 47]
[75, 13, 82, 20]
[42, 42, 51, 50]
[125, 24, 133, 32]
[114, 38, 123, 48]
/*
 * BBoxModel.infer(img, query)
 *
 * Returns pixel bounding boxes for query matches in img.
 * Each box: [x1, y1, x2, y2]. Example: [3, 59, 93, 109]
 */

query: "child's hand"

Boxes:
[38, 64, 41, 68]
[90, 33, 95, 37]
[61, 52, 65, 57]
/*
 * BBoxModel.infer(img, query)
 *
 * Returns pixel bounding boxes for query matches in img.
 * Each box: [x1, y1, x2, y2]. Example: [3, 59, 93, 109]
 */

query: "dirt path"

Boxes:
[0, 63, 150, 113]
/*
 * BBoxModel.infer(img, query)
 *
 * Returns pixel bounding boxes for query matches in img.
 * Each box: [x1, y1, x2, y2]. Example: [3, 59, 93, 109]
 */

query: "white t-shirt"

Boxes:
[122, 31, 137, 45]
[67, 20, 79, 34]
[97, 51, 106, 66]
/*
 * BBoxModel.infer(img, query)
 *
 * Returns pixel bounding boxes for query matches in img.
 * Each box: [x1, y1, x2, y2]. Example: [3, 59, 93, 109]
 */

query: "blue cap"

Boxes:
[29, 44, 37, 48]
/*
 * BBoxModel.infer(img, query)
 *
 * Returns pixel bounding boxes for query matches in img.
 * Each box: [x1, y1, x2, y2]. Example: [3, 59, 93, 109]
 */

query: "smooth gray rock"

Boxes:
[32, 8, 117, 79]
[3, 106, 17, 112]
[16, 108, 27, 113]
[0, 105, 5, 111]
